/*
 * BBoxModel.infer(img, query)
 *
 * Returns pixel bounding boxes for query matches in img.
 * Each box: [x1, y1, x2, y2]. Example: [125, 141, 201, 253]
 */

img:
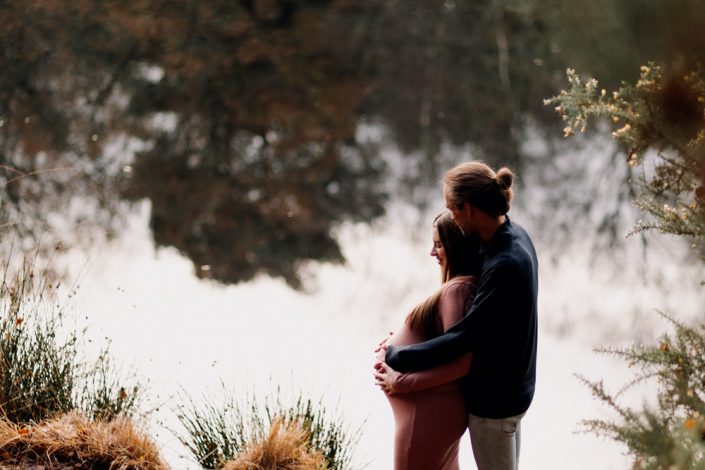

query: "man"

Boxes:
[384, 161, 539, 470]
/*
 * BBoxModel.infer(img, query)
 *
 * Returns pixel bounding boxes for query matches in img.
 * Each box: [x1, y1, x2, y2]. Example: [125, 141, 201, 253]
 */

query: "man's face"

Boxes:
[444, 185, 473, 235]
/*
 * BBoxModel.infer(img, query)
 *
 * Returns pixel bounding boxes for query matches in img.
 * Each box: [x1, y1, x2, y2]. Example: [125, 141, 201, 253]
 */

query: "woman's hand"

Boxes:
[373, 360, 401, 395]
[374, 331, 393, 362]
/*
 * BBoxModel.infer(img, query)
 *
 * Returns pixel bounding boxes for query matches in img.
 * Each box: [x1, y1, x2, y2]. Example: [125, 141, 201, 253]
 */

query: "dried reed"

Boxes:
[221, 419, 325, 470]
[0, 411, 167, 469]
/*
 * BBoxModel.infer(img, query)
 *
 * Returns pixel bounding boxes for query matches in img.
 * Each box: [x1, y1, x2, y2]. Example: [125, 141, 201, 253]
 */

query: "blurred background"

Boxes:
[2, 1, 705, 468]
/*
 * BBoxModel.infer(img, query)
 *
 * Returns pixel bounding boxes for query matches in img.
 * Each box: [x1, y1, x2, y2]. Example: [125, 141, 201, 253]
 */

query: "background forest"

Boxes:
[4, 0, 703, 285]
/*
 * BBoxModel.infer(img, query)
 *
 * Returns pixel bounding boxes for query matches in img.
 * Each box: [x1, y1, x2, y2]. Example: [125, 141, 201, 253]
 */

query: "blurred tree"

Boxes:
[354, 0, 563, 177]
[1, 0, 386, 287]
[115, 1, 386, 287]
[2, 0, 704, 287]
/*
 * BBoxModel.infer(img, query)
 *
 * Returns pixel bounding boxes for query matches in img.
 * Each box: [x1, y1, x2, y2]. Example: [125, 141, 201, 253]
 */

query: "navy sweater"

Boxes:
[386, 218, 538, 419]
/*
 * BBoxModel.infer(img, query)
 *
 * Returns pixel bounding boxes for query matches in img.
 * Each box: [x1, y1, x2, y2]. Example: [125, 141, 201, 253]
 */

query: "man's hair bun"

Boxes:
[444, 161, 515, 216]
[496, 168, 513, 190]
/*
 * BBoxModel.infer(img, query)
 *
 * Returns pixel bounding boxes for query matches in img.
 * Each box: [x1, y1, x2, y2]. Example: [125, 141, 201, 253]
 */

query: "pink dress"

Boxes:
[383, 276, 475, 470]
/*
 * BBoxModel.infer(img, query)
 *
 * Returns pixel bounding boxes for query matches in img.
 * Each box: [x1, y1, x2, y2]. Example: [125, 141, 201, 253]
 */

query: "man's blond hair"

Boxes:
[444, 161, 514, 216]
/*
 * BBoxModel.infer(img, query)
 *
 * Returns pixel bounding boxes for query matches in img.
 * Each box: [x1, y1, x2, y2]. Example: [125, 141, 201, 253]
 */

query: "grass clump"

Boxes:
[0, 410, 167, 469]
[175, 387, 362, 470]
[221, 418, 325, 470]
[0, 258, 140, 424]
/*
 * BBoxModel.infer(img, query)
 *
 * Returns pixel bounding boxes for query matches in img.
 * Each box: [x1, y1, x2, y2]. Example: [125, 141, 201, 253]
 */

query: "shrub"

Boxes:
[545, 64, 705, 251]
[0, 259, 140, 423]
[547, 63, 705, 468]
[577, 311, 705, 469]
[175, 387, 362, 470]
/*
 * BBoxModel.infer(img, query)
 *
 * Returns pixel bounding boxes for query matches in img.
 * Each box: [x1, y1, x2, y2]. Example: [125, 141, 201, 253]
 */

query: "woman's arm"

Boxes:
[385, 267, 507, 373]
[376, 281, 475, 394]
[384, 351, 472, 393]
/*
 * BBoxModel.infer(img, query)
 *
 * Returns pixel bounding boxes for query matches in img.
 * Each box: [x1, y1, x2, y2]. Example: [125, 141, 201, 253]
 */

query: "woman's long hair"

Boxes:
[405, 211, 482, 339]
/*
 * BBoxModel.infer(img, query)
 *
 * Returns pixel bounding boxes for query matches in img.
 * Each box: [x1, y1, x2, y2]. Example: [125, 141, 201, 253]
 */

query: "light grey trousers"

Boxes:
[467, 412, 525, 470]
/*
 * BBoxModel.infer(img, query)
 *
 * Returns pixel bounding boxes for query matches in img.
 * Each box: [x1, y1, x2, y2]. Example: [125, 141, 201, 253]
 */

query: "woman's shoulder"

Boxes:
[437, 276, 477, 322]
[441, 275, 478, 296]
[446, 275, 478, 287]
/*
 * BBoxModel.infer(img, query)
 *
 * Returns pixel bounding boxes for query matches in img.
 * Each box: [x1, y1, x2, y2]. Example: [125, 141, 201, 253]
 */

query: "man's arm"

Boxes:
[385, 266, 504, 373]
[391, 351, 473, 392]
[382, 281, 475, 391]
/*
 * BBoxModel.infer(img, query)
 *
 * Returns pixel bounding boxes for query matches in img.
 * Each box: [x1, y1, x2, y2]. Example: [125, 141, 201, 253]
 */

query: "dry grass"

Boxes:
[0, 411, 167, 469]
[176, 389, 360, 469]
[0, 259, 141, 424]
[221, 419, 325, 470]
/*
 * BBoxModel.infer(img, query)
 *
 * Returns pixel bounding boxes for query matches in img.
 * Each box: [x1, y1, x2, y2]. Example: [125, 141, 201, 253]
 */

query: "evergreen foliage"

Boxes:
[577, 312, 705, 469]
[545, 64, 705, 254]
[547, 62, 705, 468]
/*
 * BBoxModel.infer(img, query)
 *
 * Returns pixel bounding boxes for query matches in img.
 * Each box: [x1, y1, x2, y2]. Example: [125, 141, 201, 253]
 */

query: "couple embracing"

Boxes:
[374, 161, 538, 470]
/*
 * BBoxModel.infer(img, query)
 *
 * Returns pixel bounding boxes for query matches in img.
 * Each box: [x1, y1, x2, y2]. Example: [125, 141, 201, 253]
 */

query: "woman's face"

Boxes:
[430, 226, 446, 267]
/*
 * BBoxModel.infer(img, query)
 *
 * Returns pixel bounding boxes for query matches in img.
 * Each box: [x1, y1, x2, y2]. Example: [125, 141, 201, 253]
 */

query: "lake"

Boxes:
[54, 183, 703, 469]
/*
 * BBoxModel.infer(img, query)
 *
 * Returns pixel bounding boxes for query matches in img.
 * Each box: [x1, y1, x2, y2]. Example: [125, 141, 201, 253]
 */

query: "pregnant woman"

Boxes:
[374, 210, 482, 470]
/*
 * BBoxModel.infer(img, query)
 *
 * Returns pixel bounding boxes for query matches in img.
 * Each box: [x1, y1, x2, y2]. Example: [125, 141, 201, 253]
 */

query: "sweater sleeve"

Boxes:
[392, 281, 474, 393]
